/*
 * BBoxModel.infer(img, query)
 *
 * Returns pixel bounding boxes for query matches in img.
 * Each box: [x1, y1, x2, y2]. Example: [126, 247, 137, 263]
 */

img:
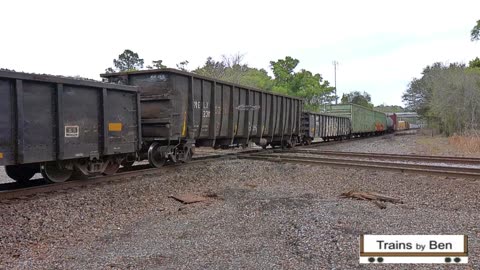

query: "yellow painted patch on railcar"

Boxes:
[0, 153, 3, 159]
[108, 123, 122, 132]
[182, 112, 187, 137]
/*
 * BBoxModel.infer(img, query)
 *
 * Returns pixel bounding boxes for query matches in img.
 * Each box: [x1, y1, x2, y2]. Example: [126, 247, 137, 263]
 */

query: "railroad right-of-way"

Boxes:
[1, 134, 479, 269]
[243, 151, 480, 179]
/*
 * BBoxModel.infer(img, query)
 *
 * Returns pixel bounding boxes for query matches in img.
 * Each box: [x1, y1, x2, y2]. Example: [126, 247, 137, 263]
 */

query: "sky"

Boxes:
[1, 0, 479, 106]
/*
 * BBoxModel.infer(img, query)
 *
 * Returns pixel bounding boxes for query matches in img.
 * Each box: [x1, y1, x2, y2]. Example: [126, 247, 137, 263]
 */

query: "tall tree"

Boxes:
[239, 68, 274, 90]
[469, 57, 480, 69]
[471, 20, 480, 41]
[403, 62, 480, 135]
[402, 62, 451, 115]
[270, 56, 299, 87]
[176, 60, 189, 71]
[147, 60, 167, 69]
[112, 49, 144, 72]
[341, 91, 373, 108]
[375, 104, 405, 113]
[193, 55, 273, 90]
[194, 55, 335, 111]
[104, 67, 116, 74]
[270, 56, 335, 110]
[194, 57, 226, 79]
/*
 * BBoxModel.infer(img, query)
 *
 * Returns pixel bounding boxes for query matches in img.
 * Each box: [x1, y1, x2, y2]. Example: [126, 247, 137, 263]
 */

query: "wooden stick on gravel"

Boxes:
[341, 190, 403, 209]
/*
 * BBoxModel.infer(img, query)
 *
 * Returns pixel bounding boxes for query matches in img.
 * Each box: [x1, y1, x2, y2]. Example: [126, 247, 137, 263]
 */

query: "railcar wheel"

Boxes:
[148, 142, 166, 168]
[5, 165, 36, 184]
[103, 161, 120, 175]
[285, 140, 294, 149]
[41, 162, 73, 183]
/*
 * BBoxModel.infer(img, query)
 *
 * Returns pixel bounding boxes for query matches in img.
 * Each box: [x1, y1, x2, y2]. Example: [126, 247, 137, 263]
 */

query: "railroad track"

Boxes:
[285, 149, 480, 164]
[0, 135, 388, 201]
[241, 152, 480, 179]
[0, 149, 264, 201]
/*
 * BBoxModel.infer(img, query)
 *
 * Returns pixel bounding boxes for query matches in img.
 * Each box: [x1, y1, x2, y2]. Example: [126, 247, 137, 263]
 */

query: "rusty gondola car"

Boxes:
[0, 70, 141, 183]
[101, 69, 303, 167]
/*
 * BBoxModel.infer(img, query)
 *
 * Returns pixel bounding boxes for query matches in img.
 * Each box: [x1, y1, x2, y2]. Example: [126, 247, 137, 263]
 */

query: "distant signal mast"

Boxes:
[333, 61, 339, 104]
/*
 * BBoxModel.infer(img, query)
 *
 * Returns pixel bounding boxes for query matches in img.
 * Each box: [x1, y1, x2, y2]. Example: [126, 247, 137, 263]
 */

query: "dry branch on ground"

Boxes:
[341, 190, 403, 209]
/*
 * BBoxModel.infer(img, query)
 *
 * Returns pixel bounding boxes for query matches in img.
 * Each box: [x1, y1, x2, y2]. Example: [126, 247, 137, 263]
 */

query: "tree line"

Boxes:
[402, 20, 480, 135]
[104, 50, 386, 112]
[105, 51, 339, 111]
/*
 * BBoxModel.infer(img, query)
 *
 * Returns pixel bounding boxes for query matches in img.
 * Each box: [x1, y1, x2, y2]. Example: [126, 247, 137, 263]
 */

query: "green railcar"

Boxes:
[323, 104, 387, 136]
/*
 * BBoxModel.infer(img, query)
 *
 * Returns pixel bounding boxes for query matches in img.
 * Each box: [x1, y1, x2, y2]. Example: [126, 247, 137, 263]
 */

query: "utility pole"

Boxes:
[333, 61, 338, 104]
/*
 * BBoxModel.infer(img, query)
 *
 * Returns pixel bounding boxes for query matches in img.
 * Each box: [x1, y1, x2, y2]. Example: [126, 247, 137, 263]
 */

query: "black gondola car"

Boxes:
[0, 71, 141, 183]
[301, 112, 351, 144]
[101, 69, 303, 167]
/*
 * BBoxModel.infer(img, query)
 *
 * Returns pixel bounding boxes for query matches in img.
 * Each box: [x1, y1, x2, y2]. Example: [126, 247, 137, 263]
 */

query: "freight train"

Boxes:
[0, 69, 392, 183]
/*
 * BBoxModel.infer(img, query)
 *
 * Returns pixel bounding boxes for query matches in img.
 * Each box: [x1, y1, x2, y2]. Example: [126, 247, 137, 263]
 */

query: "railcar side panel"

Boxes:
[22, 81, 56, 163]
[324, 104, 387, 135]
[102, 69, 303, 148]
[0, 79, 14, 166]
[301, 112, 351, 143]
[0, 70, 140, 170]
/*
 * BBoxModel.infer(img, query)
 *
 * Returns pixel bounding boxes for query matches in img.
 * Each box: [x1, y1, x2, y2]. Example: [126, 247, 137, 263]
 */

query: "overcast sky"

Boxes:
[1, 0, 479, 106]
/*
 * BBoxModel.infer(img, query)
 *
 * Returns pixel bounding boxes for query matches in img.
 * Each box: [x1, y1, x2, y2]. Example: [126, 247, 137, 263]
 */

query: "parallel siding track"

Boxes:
[241, 151, 480, 179]
[286, 149, 480, 164]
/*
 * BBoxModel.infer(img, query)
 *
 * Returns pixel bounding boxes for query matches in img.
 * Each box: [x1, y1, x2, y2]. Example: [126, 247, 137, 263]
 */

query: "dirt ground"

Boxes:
[1, 133, 479, 269]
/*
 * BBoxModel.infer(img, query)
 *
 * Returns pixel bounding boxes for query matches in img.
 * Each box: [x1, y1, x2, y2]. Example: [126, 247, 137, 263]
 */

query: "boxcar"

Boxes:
[301, 112, 351, 144]
[0, 70, 140, 183]
[323, 104, 387, 136]
[386, 113, 397, 132]
[101, 69, 303, 167]
[397, 120, 410, 130]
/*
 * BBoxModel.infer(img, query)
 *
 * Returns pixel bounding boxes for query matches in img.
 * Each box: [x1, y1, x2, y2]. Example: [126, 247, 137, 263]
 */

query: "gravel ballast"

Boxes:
[1, 134, 479, 269]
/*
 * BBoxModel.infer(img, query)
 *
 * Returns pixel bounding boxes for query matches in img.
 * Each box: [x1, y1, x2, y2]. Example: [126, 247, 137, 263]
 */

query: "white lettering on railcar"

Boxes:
[149, 74, 167, 81]
[65, 126, 79, 138]
[194, 101, 210, 110]
[236, 105, 260, 111]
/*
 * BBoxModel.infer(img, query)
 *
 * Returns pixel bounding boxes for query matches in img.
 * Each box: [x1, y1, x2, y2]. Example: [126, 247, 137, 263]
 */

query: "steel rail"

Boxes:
[284, 150, 480, 164]
[251, 153, 480, 173]
[240, 154, 480, 179]
[0, 135, 390, 201]
[0, 149, 263, 201]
